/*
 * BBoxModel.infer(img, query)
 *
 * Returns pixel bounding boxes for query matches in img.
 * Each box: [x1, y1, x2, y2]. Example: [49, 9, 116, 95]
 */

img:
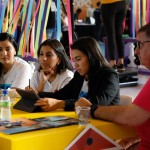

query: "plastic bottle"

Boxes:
[0, 89, 11, 125]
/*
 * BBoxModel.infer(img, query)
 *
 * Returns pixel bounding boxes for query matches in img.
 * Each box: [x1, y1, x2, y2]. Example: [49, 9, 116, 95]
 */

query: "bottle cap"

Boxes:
[3, 89, 8, 95]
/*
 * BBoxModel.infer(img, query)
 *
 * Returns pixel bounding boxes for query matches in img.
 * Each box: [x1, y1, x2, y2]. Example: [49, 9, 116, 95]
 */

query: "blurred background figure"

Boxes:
[93, 1, 103, 42]
[101, 0, 127, 71]
[74, 8, 82, 22]
[86, 4, 95, 24]
[46, 0, 57, 39]
[87, 4, 94, 18]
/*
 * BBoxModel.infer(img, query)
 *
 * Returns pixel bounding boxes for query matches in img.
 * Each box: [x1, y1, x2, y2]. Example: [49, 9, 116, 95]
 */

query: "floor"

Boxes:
[120, 74, 150, 101]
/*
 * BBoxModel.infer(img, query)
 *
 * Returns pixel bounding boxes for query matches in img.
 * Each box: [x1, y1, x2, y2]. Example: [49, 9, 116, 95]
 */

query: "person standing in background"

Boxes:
[101, 0, 127, 71]
[93, 2, 102, 42]
[74, 8, 82, 22]
[87, 4, 94, 18]
[46, 0, 57, 39]
[86, 4, 95, 24]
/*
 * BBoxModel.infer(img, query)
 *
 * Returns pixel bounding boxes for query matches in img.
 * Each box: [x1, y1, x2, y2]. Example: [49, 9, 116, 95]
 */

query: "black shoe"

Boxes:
[112, 65, 117, 71]
[117, 64, 125, 71]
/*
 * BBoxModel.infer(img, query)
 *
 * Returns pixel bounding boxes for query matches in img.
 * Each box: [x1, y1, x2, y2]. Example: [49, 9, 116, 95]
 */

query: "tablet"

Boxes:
[13, 89, 42, 112]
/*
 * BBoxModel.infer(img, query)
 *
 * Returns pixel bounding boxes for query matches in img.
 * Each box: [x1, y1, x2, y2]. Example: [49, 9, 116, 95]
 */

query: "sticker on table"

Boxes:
[65, 124, 123, 150]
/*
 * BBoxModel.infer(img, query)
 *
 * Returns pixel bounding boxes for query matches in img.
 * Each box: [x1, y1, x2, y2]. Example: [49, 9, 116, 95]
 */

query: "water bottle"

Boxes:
[0, 89, 11, 125]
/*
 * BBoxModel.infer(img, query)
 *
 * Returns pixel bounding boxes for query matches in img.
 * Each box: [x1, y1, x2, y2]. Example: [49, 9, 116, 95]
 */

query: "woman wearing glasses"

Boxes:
[0, 33, 32, 89]
[75, 23, 150, 150]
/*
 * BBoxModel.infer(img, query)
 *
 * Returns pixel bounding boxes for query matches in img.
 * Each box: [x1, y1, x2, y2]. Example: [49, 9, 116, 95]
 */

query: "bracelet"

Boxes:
[90, 104, 98, 119]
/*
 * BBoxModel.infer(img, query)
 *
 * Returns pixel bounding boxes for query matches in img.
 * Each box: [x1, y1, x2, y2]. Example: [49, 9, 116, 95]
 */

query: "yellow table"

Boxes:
[0, 107, 136, 150]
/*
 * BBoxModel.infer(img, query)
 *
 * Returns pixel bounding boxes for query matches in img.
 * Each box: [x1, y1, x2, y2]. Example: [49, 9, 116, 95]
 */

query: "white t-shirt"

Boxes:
[87, 7, 94, 17]
[31, 69, 74, 92]
[79, 79, 89, 98]
[0, 57, 32, 89]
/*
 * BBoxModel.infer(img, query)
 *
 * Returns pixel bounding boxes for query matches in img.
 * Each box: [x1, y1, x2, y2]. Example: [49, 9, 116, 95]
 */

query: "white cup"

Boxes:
[76, 106, 91, 125]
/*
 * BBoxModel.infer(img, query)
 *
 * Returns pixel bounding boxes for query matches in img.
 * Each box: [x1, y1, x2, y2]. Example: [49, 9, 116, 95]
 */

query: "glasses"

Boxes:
[136, 41, 150, 49]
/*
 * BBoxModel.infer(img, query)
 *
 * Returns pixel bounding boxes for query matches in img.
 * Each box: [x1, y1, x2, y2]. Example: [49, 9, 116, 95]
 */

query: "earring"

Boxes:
[57, 62, 60, 65]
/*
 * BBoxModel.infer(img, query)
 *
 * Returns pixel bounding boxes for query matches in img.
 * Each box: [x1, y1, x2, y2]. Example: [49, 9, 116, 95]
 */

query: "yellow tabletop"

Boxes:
[0, 102, 136, 150]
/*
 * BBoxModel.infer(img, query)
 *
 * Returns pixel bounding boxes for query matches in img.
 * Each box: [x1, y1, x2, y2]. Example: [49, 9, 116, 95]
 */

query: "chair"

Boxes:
[119, 95, 133, 105]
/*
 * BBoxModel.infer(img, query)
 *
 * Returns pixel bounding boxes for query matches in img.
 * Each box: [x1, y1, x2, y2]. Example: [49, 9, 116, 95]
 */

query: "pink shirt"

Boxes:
[133, 78, 150, 150]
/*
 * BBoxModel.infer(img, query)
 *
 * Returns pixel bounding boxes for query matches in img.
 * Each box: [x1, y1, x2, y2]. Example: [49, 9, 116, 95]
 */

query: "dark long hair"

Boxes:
[0, 32, 18, 78]
[70, 36, 109, 75]
[37, 39, 73, 73]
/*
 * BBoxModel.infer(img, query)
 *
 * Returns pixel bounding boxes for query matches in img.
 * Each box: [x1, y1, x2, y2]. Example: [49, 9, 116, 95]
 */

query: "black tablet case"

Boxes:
[13, 89, 42, 112]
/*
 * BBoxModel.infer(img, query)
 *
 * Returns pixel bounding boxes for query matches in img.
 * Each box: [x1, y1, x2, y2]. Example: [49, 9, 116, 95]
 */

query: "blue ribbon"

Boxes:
[26, 0, 33, 45]
[39, 0, 49, 44]
[56, 0, 61, 41]
[0, 0, 8, 32]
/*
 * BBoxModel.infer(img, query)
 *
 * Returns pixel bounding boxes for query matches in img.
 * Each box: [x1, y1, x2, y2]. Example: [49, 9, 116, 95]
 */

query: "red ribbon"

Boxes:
[66, 0, 73, 59]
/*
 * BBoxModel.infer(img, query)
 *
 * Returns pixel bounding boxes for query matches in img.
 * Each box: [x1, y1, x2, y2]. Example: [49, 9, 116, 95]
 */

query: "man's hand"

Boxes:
[118, 136, 140, 150]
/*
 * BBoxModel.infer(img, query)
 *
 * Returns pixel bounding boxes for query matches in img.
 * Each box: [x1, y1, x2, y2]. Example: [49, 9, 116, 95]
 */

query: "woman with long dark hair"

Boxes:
[27, 39, 73, 92]
[30, 37, 119, 111]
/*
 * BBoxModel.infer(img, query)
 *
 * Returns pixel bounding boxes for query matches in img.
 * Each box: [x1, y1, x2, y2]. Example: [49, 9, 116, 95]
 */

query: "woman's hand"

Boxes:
[34, 98, 64, 111]
[75, 98, 92, 114]
[40, 67, 55, 83]
[25, 86, 38, 94]
[40, 70, 50, 83]
[75, 97, 92, 108]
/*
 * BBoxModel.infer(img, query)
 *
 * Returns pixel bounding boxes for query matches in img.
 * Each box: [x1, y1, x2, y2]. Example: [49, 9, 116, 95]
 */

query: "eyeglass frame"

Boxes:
[136, 40, 150, 49]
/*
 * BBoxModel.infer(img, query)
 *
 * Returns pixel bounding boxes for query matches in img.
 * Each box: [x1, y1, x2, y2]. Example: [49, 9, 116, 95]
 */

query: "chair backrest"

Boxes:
[119, 95, 133, 105]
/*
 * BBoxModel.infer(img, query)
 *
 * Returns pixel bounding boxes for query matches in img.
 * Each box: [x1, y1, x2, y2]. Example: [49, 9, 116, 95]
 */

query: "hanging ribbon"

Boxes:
[2, 0, 10, 32]
[135, 0, 139, 32]
[34, 0, 45, 52]
[11, 0, 20, 23]
[131, 0, 136, 38]
[142, 0, 146, 26]
[25, 0, 34, 55]
[17, 0, 29, 56]
[39, 0, 51, 44]
[66, 0, 73, 59]
[8, 0, 14, 33]
[29, 0, 41, 57]
[146, 0, 150, 23]
[9, 0, 23, 34]
[56, 0, 61, 41]
[0, 0, 8, 32]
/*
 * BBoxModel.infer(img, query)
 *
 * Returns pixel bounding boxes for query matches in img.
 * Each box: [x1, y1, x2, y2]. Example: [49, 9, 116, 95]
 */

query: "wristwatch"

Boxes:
[90, 104, 98, 119]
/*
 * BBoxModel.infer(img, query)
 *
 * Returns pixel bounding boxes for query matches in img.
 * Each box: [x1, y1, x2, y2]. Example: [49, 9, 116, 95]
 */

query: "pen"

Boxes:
[29, 79, 30, 88]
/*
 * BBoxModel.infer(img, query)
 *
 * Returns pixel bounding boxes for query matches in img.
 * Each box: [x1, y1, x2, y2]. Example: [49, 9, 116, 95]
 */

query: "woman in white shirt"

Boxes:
[29, 39, 74, 92]
[0, 33, 32, 89]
